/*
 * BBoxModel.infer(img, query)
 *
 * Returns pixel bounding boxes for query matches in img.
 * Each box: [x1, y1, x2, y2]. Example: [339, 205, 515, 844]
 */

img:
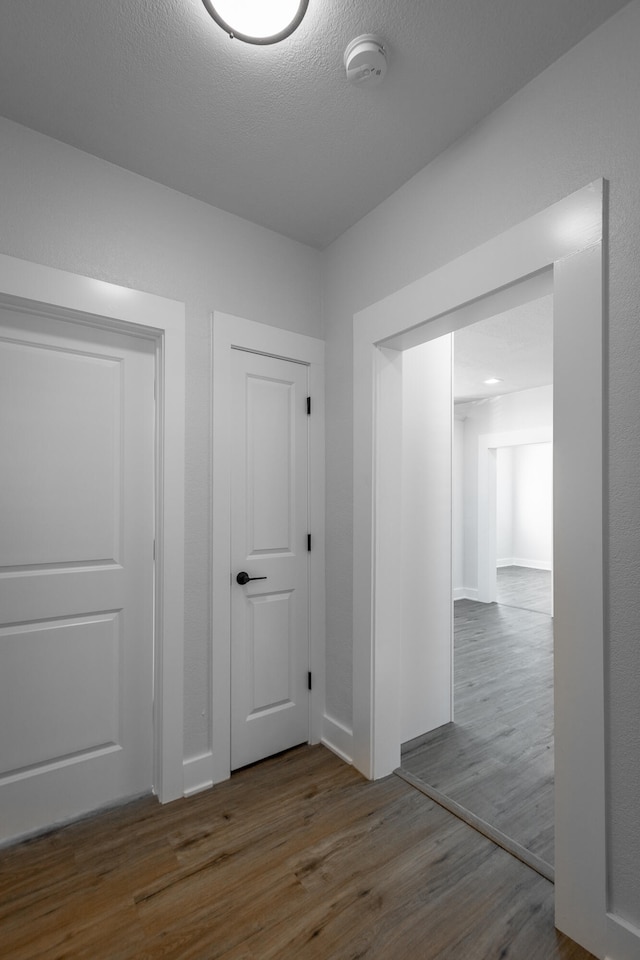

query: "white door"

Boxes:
[230, 348, 309, 770]
[0, 308, 155, 843]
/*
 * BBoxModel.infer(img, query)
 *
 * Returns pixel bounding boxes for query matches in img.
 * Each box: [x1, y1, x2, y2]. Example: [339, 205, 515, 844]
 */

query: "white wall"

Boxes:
[453, 396, 553, 597]
[456, 386, 553, 593]
[496, 446, 515, 562]
[401, 337, 452, 743]
[0, 117, 323, 764]
[510, 443, 553, 567]
[322, 1, 640, 925]
[452, 419, 465, 595]
[496, 442, 553, 568]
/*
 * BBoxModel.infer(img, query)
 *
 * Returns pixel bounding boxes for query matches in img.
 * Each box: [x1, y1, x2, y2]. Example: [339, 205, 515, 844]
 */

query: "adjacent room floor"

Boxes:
[496, 564, 552, 616]
[401, 566, 554, 870]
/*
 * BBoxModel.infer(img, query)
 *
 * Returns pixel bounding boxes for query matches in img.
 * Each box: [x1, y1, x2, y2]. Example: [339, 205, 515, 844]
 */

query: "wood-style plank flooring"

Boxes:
[496, 566, 552, 616]
[402, 568, 554, 867]
[0, 744, 595, 960]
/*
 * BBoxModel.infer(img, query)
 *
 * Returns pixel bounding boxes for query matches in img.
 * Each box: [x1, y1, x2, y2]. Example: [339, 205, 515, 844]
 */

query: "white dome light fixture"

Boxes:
[201, 0, 309, 45]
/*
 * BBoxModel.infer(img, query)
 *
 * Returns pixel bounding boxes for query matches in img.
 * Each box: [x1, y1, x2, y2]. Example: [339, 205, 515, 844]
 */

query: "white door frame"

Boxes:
[0, 253, 185, 805]
[211, 312, 325, 786]
[353, 182, 607, 956]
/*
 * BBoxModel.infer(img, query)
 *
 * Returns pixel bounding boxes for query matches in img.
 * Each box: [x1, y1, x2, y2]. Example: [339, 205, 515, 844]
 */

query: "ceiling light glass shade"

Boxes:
[201, 0, 309, 44]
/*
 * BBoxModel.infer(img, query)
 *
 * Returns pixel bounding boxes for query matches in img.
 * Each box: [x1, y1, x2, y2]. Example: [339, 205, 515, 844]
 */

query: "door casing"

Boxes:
[353, 182, 607, 956]
[0, 253, 185, 813]
[210, 312, 325, 789]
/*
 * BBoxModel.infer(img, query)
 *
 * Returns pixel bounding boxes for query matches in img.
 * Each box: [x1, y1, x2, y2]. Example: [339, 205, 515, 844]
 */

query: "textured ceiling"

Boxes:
[454, 295, 553, 404]
[0, 0, 630, 247]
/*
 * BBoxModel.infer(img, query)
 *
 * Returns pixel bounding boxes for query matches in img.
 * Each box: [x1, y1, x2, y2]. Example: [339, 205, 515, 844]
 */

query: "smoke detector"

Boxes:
[344, 35, 388, 86]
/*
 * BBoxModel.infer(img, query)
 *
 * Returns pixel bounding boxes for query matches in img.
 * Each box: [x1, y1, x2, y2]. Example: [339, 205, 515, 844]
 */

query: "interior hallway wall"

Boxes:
[0, 117, 324, 764]
[496, 446, 515, 563]
[452, 418, 465, 595]
[452, 389, 552, 596]
[401, 337, 453, 743]
[507, 442, 553, 568]
[322, 0, 640, 924]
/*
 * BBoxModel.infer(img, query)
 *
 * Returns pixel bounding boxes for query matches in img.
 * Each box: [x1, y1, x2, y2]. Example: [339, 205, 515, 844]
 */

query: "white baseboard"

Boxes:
[453, 587, 479, 601]
[499, 558, 552, 571]
[321, 714, 353, 765]
[606, 911, 640, 960]
[512, 557, 552, 570]
[183, 752, 216, 797]
[184, 721, 355, 795]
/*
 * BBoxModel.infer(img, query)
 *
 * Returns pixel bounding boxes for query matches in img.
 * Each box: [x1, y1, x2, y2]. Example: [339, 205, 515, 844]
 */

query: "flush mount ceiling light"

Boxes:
[483, 377, 503, 385]
[201, 0, 309, 44]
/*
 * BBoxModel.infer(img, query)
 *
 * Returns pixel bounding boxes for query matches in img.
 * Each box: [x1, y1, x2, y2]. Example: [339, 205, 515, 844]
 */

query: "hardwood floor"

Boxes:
[496, 565, 552, 616]
[402, 571, 554, 868]
[0, 745, 594, 959]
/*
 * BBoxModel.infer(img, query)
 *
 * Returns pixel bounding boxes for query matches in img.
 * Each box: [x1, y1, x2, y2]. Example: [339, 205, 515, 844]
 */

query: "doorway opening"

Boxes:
[352, 181, 606, 952]
[400, 295, 555, 877]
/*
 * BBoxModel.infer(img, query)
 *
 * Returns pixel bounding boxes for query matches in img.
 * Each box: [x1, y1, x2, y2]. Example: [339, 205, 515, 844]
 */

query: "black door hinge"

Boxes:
[307, 533, 311, 552]
[308, 671, 312, 691]
[306, 396, 311, 415]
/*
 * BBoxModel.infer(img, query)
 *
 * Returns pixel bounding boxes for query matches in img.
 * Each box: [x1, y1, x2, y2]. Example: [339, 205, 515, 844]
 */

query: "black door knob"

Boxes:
[236, 571, 267, 585]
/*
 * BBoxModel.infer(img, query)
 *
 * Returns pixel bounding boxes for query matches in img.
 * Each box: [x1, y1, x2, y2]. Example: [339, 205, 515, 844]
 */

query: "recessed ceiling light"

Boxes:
[483, 377, 503, 385]
[201, 0, 309, 45]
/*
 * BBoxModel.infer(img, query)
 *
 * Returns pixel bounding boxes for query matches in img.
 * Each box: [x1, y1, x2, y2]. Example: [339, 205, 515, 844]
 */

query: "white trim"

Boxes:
[453, 587, 479, 601]
[605, 913, 640, 960]
[0, 253, 185, 805]
[508, 558, 552, 571]
[183, 752, 216, 797]
[322, 714, 354, 765]
[353, 182, 606, 957]
[211, 312, 325, 784]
